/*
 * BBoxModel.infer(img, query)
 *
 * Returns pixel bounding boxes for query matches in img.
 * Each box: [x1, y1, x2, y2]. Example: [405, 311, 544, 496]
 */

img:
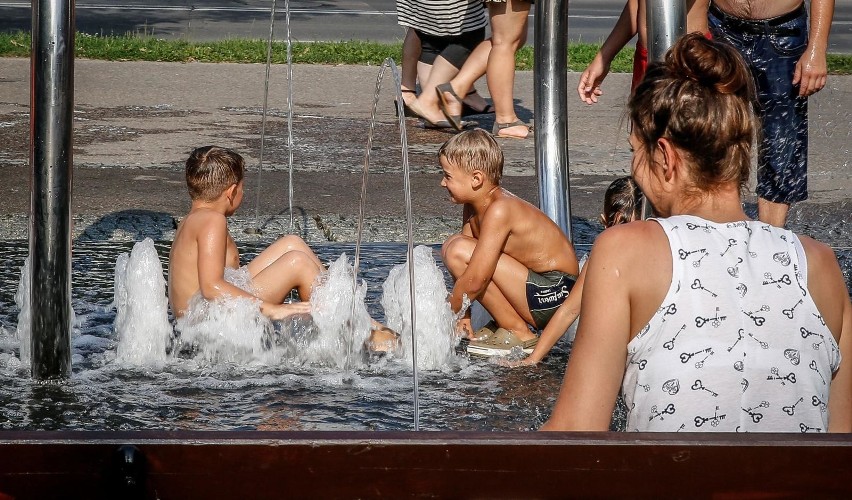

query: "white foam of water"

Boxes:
[380, 245, 457, 370]
[175, 293, 277, 366]
[306, 253, 372, 368]
[113, 238, 173, 366]
[13, 256, 30, 365]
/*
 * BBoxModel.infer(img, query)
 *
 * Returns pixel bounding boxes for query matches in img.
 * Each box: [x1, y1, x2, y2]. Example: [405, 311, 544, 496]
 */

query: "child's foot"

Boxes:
[364, 326, 402, 354]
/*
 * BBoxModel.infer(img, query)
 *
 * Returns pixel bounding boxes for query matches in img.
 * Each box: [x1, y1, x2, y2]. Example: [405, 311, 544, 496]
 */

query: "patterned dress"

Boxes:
[624, 215, 841, 433]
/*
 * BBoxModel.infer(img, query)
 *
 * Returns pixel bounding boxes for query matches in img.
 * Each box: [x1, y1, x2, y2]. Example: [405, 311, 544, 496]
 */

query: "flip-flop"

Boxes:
[435, 82, 464, 131]
[462, 89, 496, 116]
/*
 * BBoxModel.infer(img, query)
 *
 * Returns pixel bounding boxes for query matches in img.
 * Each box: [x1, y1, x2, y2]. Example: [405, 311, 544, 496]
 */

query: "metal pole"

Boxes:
[533, 0, 572, 240]
[645, 0, 686, 62]
[30, 0, 75, 380]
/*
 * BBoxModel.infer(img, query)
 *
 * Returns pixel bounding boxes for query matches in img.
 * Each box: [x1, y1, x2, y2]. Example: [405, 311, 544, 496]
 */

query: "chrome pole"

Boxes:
[645, 0, 686, 62]
[533, 0, 572, 240]
[29, 0, 75, 380]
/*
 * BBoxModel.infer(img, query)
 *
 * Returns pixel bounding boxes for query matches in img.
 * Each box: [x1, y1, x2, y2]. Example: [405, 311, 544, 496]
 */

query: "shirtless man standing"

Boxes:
[708, 0, 834, 228]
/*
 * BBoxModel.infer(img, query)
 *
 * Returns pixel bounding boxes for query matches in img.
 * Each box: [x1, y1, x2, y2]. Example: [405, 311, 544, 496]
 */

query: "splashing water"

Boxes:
[381, 246, 457, 370]
[309, 253, 372, 369]
[13, 256, 30, 366]
[113, 238, 173, 366]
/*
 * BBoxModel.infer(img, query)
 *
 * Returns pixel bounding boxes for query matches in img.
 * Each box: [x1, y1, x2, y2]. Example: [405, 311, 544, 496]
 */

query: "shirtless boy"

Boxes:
[168, 146, 318, 321]
[439, 130, 580, 356]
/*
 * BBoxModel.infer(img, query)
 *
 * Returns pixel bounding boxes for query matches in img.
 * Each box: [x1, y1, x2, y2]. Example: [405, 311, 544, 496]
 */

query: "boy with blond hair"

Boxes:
[168, 146, 318, 321]
[439, 130, 580, 356]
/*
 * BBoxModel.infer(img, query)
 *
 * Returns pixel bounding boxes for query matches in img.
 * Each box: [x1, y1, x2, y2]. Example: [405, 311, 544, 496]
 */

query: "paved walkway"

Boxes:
[0, 58, 849, 246]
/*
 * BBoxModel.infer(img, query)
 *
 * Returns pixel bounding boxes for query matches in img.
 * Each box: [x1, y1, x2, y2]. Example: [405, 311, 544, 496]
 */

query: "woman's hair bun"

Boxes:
[666, 33, 751, 95]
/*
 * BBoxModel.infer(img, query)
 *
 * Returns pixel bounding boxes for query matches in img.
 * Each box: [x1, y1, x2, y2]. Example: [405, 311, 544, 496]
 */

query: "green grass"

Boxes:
[1, 31, 850, 74]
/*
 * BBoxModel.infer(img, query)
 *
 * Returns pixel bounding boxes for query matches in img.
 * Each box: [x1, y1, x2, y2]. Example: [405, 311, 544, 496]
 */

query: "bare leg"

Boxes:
[401, 28, 421, 105]
[412, 56, 464, 124]
[248, 235, 323, 302]
[487, 0, 530, 138]
[434, 39, 491, 120]
[758, 197, 790, 228]
[442, 235, 536, 341]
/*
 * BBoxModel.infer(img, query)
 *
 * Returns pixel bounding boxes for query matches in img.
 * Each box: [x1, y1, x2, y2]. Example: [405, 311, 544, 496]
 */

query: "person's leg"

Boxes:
[752, 13, 809, 227]
[413, 56, 463, 124]
[247, 235, 323, 302]
[486, 0, 531, 138]
[435, 39, 491, 120]
[401, 28, 421, 105]
[442, 235, 536, 340]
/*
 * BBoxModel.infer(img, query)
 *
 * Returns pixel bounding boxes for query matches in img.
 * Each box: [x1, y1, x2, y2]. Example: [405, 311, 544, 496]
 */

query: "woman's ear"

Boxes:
[657, 138, 681, 185]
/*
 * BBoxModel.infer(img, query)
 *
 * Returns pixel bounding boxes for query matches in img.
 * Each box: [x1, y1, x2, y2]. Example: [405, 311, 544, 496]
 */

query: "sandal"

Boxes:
[435, 82, 464, 131]
[394, 89, 417, 118]
[462, 89, 496, 117]
[492, 120, 532, 139]
[407, 100, 454, 129]
[467, 328, 539, 358]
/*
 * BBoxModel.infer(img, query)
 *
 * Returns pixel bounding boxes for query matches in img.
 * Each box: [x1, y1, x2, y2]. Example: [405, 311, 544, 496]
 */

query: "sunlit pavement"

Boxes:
[0, 58, 849, 248]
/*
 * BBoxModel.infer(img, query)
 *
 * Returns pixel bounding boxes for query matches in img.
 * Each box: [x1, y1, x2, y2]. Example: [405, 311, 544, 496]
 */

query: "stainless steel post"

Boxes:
[30, 0, 75, 380]
[645, 0, 686, 62]
[533, 0, 572, 240]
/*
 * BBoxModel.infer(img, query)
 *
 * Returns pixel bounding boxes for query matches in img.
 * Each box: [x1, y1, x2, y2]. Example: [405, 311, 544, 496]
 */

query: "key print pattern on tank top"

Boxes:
[623, 215, 840, 433]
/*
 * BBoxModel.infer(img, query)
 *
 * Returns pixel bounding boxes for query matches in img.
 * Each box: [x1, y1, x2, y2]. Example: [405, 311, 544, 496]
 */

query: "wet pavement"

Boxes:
[0, 57, 850, 248]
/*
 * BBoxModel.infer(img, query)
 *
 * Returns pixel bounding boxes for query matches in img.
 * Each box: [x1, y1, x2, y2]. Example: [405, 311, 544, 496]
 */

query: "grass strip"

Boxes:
[1, 32, 851, 74]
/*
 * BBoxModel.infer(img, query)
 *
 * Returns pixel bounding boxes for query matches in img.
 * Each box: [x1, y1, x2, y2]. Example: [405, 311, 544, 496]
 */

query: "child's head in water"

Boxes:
[601, 176, 643, 227]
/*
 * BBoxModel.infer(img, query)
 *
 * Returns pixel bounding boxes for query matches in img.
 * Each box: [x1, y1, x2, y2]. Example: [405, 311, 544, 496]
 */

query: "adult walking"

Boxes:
[396, 0, 493, 127]
[541, 34, 851, 433]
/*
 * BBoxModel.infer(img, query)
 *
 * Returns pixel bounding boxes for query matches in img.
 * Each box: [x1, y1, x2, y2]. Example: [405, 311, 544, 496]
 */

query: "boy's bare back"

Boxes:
[463, 189, 578, 276]
[168, 208, 240, 317]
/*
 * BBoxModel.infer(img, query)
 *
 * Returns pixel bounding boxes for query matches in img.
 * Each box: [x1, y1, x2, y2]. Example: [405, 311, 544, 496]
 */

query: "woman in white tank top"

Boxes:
[542, 33, 851, 433]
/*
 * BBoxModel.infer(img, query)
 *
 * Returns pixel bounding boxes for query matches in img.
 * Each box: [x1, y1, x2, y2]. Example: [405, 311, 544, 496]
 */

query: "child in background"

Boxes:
[578, 0, 710, 104]
[508, 176, 643, 365]
[439, 129, 580, 356]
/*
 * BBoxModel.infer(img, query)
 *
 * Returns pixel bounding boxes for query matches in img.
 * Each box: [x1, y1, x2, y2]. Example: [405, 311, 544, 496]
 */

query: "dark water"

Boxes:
[0, 236, 848, 432]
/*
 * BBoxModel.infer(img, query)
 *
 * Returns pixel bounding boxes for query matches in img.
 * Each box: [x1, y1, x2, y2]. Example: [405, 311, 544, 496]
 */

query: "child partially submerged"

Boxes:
[168, 146, 398, 351]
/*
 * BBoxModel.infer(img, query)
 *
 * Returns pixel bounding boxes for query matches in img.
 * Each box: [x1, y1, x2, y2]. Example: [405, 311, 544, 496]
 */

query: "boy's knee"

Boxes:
[441, 235, 472, 268]
[277, 234, 306, 251]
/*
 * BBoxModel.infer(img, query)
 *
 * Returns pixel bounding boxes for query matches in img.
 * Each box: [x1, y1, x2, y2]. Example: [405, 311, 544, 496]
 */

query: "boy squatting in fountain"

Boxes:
[168, 146, 399, 349]
[439, 129, 581, 355]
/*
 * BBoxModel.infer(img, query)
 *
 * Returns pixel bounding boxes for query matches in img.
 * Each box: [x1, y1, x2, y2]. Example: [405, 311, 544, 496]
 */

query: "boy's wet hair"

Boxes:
[438, 129, 503, 184]
[602, 176, 642, 227]
[629, 33, 756, 198]
[185, 146, 245, 202]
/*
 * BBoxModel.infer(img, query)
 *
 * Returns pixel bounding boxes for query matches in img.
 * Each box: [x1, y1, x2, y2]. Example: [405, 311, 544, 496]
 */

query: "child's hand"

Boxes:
[455, 318, 473, 338]
[265, 301, 311, 320]
[578, 53, 610, 105]
[495, 356, 539, 368]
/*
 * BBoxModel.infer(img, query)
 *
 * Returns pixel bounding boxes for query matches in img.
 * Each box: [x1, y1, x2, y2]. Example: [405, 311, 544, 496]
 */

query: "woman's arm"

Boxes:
[540, 230, 633, 430]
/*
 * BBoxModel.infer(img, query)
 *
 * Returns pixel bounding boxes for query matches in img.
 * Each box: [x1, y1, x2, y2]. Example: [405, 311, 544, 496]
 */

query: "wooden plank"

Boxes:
[1, 431, 851, 498]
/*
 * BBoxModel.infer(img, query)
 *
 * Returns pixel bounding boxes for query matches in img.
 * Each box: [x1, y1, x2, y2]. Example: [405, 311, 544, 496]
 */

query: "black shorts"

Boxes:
[526, 270, 577, 329]
[415, 28, 486, 69]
